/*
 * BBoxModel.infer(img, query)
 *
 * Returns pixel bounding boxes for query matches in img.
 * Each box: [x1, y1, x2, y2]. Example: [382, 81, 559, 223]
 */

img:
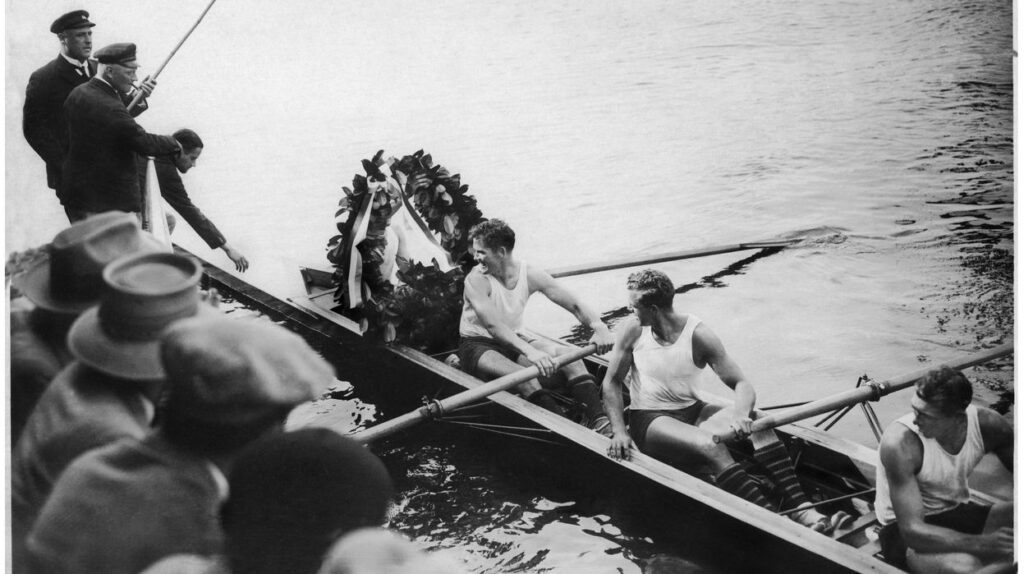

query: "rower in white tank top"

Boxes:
[874, 404, 986, 524]
[627, 316, 703, 411]
[459, 261, 530, 339]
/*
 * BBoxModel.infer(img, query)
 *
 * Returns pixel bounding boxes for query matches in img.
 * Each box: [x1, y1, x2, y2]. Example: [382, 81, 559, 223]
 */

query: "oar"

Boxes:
[547, 239, 798, 279]
[126, 0, 219, 112]
[353, 343, 598, 444]
[712, 342, 1014, 443]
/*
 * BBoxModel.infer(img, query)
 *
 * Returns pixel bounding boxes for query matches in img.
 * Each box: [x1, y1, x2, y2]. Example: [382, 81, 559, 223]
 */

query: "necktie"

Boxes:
[81, 65, 90, 79]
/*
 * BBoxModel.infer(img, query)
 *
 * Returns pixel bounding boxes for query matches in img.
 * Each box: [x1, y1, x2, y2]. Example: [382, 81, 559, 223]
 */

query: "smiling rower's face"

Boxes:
[472, 238, 503, 274]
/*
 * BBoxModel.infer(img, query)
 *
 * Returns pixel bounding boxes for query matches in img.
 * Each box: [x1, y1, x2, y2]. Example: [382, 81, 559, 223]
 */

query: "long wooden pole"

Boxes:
[353, 343, 598, 444]
[712, 342, 1014, 443]
[127, 0, 219, 112]
[547, 239, 798, 279]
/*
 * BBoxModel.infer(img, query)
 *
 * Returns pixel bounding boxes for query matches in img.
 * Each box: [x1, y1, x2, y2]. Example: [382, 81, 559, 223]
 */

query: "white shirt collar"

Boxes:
[60, 52, 89, 69]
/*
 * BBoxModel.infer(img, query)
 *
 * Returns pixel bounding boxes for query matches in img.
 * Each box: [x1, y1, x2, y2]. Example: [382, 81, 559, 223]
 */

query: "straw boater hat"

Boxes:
[14, 212, 164, 315]
[67, 251, 214, 381]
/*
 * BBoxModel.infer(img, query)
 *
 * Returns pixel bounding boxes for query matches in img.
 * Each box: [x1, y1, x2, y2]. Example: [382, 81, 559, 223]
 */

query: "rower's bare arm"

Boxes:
[463, 270, 536, 358]
[602, 319, 641, 459]
[977, 407, 1014, 472]
[695, 324, 755, 422]
[530, 266, 614, 353]
[881, 426, 1011, 558]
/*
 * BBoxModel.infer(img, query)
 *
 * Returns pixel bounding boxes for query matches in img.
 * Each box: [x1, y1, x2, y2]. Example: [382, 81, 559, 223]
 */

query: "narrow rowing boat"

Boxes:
[180, 245, 1009, 574]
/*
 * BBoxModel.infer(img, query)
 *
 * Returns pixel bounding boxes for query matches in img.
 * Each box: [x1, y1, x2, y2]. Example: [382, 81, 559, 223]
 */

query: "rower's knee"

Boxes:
[693, 435, 733, 468]
[516, 380, 541, 397]
[985, 501, 1014, 531]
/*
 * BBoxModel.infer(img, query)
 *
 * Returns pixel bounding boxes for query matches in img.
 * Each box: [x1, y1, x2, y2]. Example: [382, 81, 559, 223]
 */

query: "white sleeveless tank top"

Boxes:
[627, 316, 703, 411]
[459, 262, 530, 338]
[874, 405, 986, 524]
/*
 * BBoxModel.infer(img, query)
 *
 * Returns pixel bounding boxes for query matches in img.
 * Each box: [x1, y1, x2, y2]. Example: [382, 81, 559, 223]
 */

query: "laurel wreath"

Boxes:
[326, 150, 485, 351]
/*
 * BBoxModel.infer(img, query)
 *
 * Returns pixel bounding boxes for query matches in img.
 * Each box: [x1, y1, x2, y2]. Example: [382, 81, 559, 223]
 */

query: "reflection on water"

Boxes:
[378, 425, 722, 574]
[5, 0, 1013, 571]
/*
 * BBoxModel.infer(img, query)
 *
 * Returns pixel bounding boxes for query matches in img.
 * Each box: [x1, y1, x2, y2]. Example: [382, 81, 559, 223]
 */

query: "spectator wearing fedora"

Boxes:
[26, 314, 335, 574]
[9, 211, 165, 442]
[61, 42, 178, 222]
[11, 250, 212, 566]
[23, 11, 154, 200]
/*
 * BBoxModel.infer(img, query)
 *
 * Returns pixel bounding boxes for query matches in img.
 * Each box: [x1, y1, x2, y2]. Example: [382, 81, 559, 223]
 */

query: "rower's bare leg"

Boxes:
[473, 350, 548, 406]
[983, 501, 1013, 532]
[526, 339, 605, 425]
[646, 411, 771, 509]
[697, 407, 843, 531]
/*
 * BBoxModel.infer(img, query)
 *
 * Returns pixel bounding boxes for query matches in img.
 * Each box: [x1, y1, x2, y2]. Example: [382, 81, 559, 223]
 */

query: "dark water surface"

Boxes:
[6, 0, 1013, 572]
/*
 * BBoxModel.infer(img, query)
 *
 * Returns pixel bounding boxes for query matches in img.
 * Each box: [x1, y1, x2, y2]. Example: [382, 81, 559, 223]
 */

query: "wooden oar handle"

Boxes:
[353, 343, 599, 444]
[711, 342, 1014, 444]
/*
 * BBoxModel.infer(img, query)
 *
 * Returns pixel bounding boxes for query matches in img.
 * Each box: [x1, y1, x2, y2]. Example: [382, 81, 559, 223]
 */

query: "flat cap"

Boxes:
[160, 315, 335, 425]
[94, 42, 137, 65]
[51, 10, 95, 34]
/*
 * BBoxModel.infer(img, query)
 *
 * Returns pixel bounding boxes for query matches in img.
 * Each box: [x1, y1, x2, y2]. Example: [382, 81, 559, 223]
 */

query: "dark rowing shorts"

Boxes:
[628, 400, 707, 451]
[458, 334, 537, 376]
[878, 502, 991, 569]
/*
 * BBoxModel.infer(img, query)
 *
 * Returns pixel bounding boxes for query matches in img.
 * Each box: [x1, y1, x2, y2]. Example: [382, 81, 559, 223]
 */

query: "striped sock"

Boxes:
[715, 463, 771, 509]
[753, 441, 809, 510]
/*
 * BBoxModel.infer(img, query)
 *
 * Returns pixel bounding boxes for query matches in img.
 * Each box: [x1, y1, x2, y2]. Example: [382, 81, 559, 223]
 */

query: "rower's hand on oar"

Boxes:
[607, 432, 634, 461]
[590, 328, 615, 355]
[525, 348, 557, 378]
[729, 415, 753, 440]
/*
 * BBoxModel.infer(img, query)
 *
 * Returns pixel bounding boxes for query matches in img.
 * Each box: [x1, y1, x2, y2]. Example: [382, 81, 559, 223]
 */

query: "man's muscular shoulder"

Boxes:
[879, 422, 923, 475]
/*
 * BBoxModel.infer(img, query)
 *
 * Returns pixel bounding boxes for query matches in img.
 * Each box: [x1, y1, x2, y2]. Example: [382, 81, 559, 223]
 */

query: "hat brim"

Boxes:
[14, 233, 166, 316]
[68, 304, 218, 382]
[14, 260, 93, 315]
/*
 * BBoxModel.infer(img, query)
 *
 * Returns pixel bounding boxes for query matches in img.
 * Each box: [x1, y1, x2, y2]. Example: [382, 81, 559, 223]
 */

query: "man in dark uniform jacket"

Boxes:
[23, 11, 152, 200]
[138, 129, 251, 271]
[61, 43, 180, 222]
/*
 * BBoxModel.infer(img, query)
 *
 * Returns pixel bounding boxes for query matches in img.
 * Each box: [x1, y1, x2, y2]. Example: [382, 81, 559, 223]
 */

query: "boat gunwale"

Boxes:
[184, 248, 906, 574]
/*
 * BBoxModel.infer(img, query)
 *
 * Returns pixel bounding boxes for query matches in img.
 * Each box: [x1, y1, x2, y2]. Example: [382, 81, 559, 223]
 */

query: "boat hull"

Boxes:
[187, 247, 914, 573]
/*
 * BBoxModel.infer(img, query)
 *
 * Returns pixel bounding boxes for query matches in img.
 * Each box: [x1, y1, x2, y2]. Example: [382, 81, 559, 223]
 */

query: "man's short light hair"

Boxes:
[916, 366, 973, 416]
[469, 219, 515, 251]
[626, 269, 675, 309]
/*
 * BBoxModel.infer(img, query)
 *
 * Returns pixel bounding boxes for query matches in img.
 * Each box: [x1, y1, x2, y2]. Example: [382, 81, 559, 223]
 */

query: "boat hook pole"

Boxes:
[353, 343, 599, 445]
[126, 0, 219, 112]
[711, 342, 1014, 444]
